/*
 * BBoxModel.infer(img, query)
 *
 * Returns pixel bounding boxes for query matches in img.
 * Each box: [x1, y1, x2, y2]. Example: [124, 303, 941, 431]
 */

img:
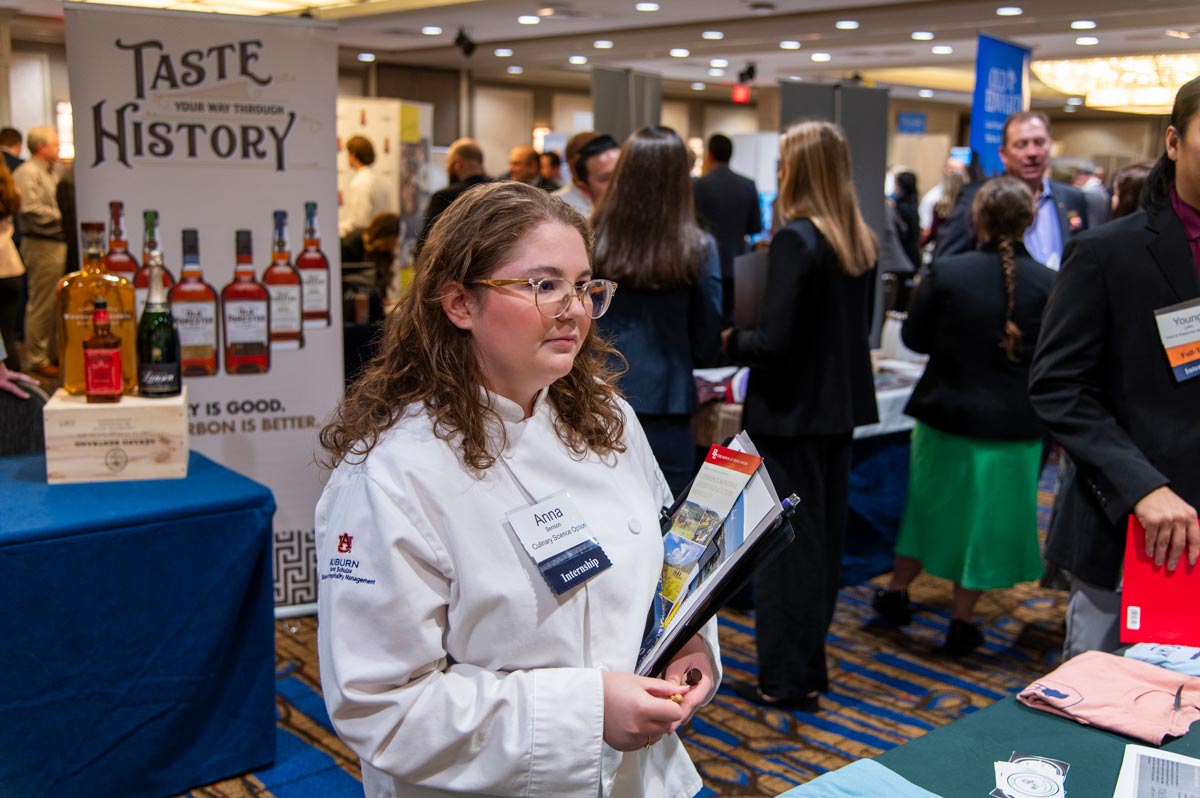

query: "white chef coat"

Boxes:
[315, 390, 721, 798]
[339, 164, 392, 238]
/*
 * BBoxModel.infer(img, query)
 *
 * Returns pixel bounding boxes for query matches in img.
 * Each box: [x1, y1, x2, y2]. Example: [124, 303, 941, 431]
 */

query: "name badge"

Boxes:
[506, 491, 612, 595]
[1154, 297, 1200, 383]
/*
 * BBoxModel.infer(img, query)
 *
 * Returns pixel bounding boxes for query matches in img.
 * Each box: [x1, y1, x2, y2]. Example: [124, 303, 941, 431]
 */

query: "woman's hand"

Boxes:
[600, 672, 690, 751]
[663, 641, 715, 733]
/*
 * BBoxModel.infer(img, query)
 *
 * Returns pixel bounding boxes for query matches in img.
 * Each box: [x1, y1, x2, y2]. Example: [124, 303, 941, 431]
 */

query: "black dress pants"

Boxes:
[751, 431, 853, 698]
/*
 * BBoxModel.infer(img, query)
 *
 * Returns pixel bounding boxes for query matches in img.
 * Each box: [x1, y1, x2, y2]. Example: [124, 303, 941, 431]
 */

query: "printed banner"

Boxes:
[65, 2, 341, 608]
[969, 34, 1031, 178]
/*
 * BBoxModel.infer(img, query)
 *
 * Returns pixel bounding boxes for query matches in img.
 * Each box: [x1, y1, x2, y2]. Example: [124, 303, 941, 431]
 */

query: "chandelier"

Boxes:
[1031, 53, 1198, 114]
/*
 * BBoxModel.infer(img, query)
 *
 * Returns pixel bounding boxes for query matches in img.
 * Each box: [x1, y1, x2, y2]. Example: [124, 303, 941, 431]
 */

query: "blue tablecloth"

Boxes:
[0, 452, 277, 798]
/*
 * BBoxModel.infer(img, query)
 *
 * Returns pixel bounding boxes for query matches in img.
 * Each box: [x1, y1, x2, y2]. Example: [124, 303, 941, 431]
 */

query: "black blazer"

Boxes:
[1029, 205, 1200, 589]
[416, 174, 492, 255]
[902, 245, 1055, 440]
[693, 166, 762, 279]
[728, 218, 878, 437]
[935, 179, 1089, 259]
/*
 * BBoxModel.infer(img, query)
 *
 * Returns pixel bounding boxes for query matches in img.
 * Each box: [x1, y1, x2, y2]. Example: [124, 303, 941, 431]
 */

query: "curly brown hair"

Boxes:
[319, 181, 627, 472]
[0, 160, 19, 221]
[972, 176, 1035, 363]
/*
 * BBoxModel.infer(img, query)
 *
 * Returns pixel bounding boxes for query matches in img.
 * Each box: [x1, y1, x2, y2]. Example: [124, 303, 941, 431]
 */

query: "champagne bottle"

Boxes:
[137, 249, 182, 397]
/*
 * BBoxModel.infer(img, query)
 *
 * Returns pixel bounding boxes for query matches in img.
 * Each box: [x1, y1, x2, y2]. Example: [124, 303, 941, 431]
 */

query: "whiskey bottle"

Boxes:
[169, 229, 219, 376]
[57, 222, 138, 396]
[221, 230, 271, 374]
[296, 201, 331, 328]
[263, 210, 304, 349]
[134, 209, 175, 322]
[84, 297, 123, 404]
[137, 249, 182, 397]
[105, 201, 138, 282]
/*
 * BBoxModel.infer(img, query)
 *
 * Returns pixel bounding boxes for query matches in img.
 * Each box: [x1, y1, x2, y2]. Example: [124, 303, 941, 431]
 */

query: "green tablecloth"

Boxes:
[875, 696, 1200, 797]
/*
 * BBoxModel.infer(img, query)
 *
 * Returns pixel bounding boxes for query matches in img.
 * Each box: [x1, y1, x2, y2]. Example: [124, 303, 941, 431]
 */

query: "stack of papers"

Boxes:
[1112, 744, 1200, 798]
[991, 753, 1069, 797]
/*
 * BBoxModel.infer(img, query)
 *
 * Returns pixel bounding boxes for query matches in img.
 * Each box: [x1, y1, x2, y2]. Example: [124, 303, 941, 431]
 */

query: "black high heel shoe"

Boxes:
[942, 619, 983, 657]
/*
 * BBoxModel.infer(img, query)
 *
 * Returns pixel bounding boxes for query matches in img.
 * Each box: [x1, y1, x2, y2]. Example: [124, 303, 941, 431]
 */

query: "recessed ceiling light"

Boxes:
[536, 6, 555, 15]
[702, 30, 724, 40]
[932, 45, 953, 55]
[691, 82, 706, 90]
[421, 26, 442, 35]
[787, 74, 804, 81]
[780, 40, 801, 50]
[1165, 29, 1193, 39]
[568, 55, 588, 65]
[918, 89, 934, 98]
[1066, 96, 1084, 105]
[670, 48, 689, 57]
[710, 58, 729, 68]
[912, 31, 934, 40]
[593, 40, 613, 49]
[635, 1, 659, 11]
[517, 15, 539, 24]
[1075, 36, 1099, 45]
[507, 65, 524, 74]
[996, 6, 1023, 16]
[1071, 20, 1096, 30]
[835, 20, 859, 30]
[708, 68, 726, 76]
[810, 52, 831, 61]
[494, 48, 513, 57]
[356, 52, 376, 62]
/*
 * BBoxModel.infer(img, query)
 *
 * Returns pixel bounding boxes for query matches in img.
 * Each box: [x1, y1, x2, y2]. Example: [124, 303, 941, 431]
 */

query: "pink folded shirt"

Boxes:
[1018, 650, 1200, 744]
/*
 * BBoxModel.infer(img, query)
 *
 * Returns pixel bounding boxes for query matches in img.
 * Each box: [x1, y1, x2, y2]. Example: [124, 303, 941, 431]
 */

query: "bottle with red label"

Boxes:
[262, 209, 304, 349]
[105, 201, 138, 282]
[84, 297, 123, 403]
[296, 201, 331, 328]
[221, 230, 271, 374]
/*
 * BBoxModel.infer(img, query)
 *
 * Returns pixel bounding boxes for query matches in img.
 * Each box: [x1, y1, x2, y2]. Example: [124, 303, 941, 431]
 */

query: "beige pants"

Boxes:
[21, 237, 67, 368]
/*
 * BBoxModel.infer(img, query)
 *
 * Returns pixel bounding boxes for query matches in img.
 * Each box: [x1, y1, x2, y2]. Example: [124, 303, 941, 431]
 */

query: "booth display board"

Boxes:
[335, 96, 401, 233]
[65, 2, 341, 609]
[397, 101, 432, 284]
[969, 34, 1031, 178]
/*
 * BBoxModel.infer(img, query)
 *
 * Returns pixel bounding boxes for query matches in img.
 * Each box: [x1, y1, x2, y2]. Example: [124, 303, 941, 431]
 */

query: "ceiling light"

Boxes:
[702, 30, 724, 40]
[494, 48, 513, 57]
[1071, 20, 1096, 30]
[1066, 96, 1084, 105]
[568, 55, 588, 65]
[996, 7, 1023, 16]
[593, 40, 613, 49]
[708, 68, 726, 76]
[1166, 30, 1193, 40]
[507, 65, 524, 74]
[421, 26, 442, 35]
[912, 31, 934, 41]
[356, 52, 376, 62]
[635, 2, 659, 10]
[1064, 105, 1077, 112]
[710, 58, 729, 67]
[536, 6, 554, 15]
[1032, 53, 1199, 114]
[835, 20, 859, 30]
[918, 89, 934, 98]
[787, 74, 804, 81]
[932, 45, 954, 55]
[670, 48, 689, 57]
[780, 40, 801, 50]
[691, 82, 706, 90]
[1075, 36, 1099, 46]
[517, 15, 539, 24]
[810, 52, 831, 62]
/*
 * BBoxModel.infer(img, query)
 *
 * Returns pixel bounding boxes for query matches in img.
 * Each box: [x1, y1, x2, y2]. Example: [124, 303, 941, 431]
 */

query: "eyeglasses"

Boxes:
[472, 277, 618, 319]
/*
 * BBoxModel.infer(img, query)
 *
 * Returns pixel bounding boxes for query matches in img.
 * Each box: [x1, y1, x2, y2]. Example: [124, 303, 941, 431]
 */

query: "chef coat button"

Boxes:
[628, 519, 642, 534]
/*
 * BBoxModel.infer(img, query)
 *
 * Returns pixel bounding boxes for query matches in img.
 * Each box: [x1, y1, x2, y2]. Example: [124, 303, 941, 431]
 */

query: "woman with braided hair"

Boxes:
[872, 175, 1057, 656]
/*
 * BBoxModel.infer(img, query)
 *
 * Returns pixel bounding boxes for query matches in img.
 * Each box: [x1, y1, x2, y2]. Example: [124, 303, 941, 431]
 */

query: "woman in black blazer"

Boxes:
[873, 176, 1055, 655]
[593, 126, 723, 496]
[724, 120, 878, 711]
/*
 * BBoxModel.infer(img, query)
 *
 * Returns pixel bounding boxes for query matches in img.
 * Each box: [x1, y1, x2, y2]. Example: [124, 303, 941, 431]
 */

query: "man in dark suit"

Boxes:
[936, 112, 1088, 268]
[693, 134, 762, 323]
[1029, 77, 1200, 659]
[415, 138, 489, 256]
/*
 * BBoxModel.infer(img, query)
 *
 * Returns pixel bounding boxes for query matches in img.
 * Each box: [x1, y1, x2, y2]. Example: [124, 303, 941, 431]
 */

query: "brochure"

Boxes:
[1112, 743, 1200, 798]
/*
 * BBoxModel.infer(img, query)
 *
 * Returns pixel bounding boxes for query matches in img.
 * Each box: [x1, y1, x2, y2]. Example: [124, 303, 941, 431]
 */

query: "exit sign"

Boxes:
[732, 85, 751, 103]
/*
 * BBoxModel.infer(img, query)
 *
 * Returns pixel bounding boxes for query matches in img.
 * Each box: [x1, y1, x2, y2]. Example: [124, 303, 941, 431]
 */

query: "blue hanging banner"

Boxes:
[969, 34, 1031, 178]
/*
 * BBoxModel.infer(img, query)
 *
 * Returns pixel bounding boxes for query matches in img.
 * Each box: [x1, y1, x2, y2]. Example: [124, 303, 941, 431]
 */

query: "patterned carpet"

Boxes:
[185, 475, 1066, 798]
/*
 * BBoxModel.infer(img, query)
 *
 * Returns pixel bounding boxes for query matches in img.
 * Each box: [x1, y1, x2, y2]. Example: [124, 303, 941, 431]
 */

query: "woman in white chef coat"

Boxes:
[316, 180, 721, 798]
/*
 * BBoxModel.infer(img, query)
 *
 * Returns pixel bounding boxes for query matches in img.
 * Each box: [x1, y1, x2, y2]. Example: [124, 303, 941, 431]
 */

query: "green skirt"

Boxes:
[894, 421, 1044, 591]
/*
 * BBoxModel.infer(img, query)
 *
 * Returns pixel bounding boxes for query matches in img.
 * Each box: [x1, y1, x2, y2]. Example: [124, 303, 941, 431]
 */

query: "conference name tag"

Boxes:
[506, 491, 612, 595]
[1153, 297, 1200, 383]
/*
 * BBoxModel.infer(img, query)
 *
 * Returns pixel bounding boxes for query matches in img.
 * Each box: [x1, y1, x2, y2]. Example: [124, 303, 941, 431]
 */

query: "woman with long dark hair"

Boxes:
[592, 125, 723, 496]
[0, 160, 23, 373]
[723, 120, 878, 711]
[316, 181, 720, 798]
[873, 176, 1056, 655]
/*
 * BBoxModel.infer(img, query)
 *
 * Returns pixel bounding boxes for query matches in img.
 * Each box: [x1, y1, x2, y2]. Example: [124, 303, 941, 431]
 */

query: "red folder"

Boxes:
[1120, 517, 1200, 645]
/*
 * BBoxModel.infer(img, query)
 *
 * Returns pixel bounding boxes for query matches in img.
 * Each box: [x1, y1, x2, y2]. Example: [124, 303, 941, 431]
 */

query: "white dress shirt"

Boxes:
[339, 165, 392, 238]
